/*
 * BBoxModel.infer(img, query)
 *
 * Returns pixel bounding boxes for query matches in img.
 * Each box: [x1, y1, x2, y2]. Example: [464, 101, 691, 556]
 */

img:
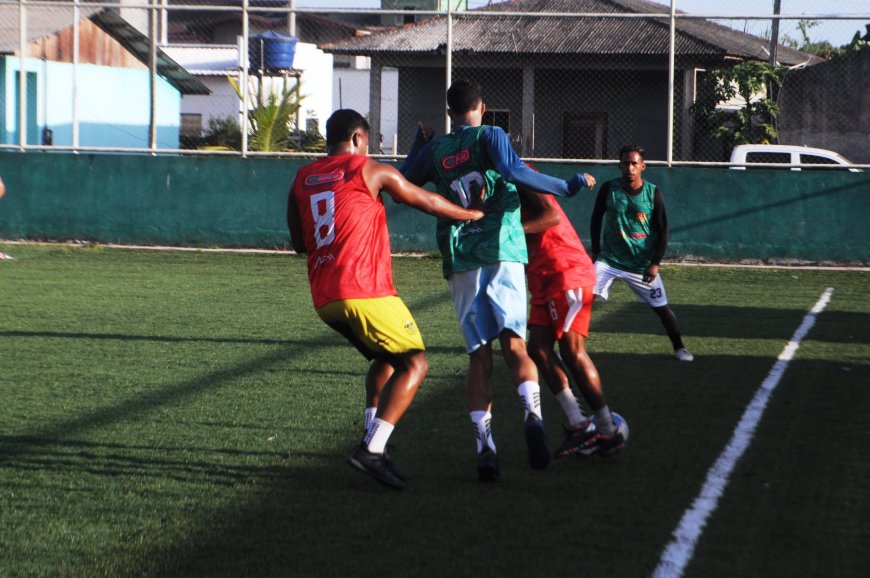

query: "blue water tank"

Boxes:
[249, 32, 298, 70]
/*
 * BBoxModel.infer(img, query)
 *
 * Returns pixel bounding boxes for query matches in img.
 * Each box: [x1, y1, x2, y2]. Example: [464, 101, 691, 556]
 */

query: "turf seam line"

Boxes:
[652, 287, 834, 578]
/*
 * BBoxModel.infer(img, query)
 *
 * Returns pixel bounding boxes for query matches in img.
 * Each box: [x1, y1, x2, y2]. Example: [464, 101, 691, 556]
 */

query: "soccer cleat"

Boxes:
[524, 414, 551, 470]
[382, 447, 406, 483]
[675, 347, 694, 362]
[553, 420, 596, 459]
[477, 446, 501, 482]
[576, 430, 626, 457]
[347, 443, 406, 490]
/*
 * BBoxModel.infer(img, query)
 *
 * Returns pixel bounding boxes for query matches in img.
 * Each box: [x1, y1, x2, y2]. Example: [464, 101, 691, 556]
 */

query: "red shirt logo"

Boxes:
[304, 170, 345, 188]
[441, 150, 471, 171]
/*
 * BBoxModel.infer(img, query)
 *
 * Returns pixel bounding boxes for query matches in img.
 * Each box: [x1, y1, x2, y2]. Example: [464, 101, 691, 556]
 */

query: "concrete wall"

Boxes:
[334, 66, 399, 152]
[779, 48, 870, 164]
[0, 152, 868, 262]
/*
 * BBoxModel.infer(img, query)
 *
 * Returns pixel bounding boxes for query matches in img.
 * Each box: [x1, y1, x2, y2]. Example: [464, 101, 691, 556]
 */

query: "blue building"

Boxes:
[0, 6, 208, 149]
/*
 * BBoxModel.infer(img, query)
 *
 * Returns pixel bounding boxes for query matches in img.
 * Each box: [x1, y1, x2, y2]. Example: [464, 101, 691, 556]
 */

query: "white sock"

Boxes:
[555, 388, 587, 428]
[364, 407, 377, 432]
[594, 406, 615, 435]
[470, 410, 496, 453]
[364, 418, 394, 454]
[517, 380, 543, 420]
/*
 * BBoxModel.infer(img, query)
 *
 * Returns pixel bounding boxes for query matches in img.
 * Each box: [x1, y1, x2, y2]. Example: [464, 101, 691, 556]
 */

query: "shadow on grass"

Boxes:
[106, 348, 788, 578]
[590, 302, 870, 344]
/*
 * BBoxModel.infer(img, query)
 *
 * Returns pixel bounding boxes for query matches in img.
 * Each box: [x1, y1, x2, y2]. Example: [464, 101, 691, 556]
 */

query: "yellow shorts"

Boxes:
[317, 296, 426, 359]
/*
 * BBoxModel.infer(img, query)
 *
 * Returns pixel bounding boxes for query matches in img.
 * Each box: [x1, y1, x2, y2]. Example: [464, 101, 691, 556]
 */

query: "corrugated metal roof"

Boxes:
[323, 0, 814, 66]
[0, 6, 210, 95]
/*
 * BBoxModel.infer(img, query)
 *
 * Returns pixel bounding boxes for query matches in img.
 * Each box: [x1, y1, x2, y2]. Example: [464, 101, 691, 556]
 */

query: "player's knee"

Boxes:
[406, 351, 429, 378]
[526, 341, 549, 367]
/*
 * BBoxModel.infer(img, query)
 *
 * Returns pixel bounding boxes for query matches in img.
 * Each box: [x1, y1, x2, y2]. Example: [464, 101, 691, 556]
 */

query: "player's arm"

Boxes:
[367, 161, 484, 221]
[589, 183, 609, 259]
[648, 186, 669, 265]
[399, 135, 436, 187]
[286, 178, 307, 254]
[481, 126, 592, 197]
[399, 123, 434, 178]
[519, 189, 561, 235]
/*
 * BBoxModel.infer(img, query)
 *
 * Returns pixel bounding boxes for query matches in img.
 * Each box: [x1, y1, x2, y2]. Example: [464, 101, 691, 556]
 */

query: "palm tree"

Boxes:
[228, 76, 305, 152]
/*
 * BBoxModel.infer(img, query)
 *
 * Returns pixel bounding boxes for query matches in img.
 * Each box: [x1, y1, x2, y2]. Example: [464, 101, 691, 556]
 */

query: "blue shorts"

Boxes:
[447, 262, 527, 353]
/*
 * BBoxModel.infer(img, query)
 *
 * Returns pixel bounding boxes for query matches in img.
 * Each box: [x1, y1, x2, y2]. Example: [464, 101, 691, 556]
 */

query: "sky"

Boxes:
[293, 1, 870, 46]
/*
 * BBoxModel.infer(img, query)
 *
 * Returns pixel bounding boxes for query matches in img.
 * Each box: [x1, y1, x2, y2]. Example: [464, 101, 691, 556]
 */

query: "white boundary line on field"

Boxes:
[1, 241, 868, 270]
[652, 287, 834, 578]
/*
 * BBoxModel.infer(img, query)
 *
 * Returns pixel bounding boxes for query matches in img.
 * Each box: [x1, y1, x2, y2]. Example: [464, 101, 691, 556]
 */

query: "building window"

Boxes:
[563, 112, 607, 159]
[396, 7, 416, 25]
[181, 113, 203, 138]
[482, 109, 510, 134]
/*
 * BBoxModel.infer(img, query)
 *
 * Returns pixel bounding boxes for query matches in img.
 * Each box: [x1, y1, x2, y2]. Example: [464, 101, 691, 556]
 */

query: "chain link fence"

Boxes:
[0, 0, 867, 164]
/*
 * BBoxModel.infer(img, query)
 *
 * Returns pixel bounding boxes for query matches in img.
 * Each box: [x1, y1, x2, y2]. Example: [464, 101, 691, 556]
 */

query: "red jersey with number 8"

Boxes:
[292, 154, 396, 309]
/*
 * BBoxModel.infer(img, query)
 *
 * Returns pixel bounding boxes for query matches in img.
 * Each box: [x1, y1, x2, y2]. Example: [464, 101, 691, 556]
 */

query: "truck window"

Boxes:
[745, 152, 790, 165]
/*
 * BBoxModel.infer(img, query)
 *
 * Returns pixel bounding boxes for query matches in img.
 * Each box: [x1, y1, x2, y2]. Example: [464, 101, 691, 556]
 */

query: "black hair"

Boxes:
[446, 79, 483, 115]
[619, 144, 646, 160]
[325, 109, 369, 146]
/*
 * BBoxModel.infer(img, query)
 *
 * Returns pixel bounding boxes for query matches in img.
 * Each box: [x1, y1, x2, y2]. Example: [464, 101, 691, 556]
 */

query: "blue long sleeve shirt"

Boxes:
[401, 125, 587, 196]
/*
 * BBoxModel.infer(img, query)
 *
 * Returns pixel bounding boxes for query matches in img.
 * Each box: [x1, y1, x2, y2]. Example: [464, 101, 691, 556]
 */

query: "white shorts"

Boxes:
[593, 260, 669, 308]
[447, 261, 527, 353]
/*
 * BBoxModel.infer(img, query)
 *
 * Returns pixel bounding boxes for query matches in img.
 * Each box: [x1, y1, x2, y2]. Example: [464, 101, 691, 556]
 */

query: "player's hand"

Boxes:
[567, 173, 594, 197]
[643, 264, 659, 283]
[468, 184, 494, 213]
[416, 122, 434, 143]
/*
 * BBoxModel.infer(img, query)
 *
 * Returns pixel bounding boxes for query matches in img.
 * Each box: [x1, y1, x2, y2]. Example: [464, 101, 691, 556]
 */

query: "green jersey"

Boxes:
[429, 126, 527, 277]
[599, 179, 660, 274]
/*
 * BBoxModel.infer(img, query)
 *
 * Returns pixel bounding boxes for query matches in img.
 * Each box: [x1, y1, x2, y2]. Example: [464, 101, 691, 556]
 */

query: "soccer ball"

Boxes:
[611, 412, 630, 445]
[589, 411, 629, 454]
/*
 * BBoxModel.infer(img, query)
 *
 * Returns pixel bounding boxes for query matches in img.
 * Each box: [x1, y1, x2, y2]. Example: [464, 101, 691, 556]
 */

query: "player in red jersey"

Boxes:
[521, 187, 626, 457]
[287, 109, 485, 489]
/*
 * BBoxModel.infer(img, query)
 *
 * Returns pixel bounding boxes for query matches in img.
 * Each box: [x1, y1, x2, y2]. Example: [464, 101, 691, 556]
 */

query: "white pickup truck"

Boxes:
[729, 144, 860, 171]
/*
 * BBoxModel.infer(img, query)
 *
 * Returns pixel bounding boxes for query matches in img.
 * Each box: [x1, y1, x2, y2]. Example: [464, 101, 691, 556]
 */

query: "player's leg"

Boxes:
[593, 259, 618, 300]
[488, 262, 550, 470]
[619, 269, 693, 361]
[320, 297, 426, 489]
[364, 361, 394, 431]
[448, 267, 501, 481]
[527, 322, 589, 428]
[467, 343, 499, 481]
[651, 305, 693, 360]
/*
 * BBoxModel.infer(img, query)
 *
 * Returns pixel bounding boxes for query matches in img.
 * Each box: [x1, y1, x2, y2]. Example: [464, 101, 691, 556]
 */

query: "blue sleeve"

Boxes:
[400, 140, 435, 186]
[480, 126, 587, 197]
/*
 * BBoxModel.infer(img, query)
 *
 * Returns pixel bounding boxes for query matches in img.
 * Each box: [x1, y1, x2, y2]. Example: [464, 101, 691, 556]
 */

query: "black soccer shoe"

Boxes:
[382, 447, 406, 483]
[347, 443, 406, 490]
[553, 420, 596, 459]
[524, 414, 551, 470]
[477, 446, 501, 482]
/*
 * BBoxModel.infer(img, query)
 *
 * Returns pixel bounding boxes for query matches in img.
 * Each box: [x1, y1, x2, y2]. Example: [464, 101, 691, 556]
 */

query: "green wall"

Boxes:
[1, 152, 868, 261]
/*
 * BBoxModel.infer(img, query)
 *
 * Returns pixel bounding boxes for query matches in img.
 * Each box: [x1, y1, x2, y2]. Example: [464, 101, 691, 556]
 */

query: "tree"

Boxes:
[781, 20, 835, 59]
[692, 60, 787, 154]
[228, 76, 306, 152]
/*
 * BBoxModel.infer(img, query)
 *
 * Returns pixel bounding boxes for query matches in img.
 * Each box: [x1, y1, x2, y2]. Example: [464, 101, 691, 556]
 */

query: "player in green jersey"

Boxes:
[403, 80, 595, 480]
[590, 145, 693, 362]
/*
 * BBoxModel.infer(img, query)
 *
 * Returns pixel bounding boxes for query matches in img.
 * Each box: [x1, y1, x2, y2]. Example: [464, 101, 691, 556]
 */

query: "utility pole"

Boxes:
[769, 0, 781, 64]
